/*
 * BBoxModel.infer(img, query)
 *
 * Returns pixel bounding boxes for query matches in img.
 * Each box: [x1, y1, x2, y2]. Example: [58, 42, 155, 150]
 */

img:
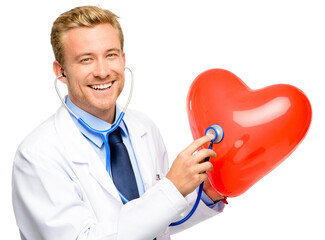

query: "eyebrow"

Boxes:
[106, 48, 121, 53]
[74, 53, 92, 60]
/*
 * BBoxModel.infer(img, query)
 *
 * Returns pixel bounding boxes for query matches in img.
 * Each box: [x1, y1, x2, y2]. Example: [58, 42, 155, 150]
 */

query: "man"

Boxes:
[12, 6, 225, 240]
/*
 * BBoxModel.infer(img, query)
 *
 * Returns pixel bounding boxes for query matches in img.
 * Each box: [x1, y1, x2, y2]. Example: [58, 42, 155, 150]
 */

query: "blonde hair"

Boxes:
[51, 6, 124, 65]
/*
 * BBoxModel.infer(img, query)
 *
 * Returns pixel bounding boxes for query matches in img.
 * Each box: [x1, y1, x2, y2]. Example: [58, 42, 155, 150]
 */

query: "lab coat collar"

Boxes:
[123, 111, 147, 138]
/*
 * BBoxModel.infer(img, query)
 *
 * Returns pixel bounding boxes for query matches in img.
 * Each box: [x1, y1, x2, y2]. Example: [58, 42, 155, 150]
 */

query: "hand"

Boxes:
[166, 135, 216, 197]
[203, 178, 224, 202]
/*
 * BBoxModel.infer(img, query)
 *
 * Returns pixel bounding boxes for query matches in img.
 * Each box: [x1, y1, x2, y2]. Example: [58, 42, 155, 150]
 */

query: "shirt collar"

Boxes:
[66, 96, 129, 148]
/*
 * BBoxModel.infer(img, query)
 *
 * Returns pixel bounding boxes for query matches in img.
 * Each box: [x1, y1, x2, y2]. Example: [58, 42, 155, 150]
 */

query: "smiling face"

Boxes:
[53, 23, 126, 123]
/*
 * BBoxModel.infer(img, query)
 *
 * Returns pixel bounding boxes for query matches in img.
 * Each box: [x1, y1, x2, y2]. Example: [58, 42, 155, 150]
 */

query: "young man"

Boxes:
[12, 6, 225, 240]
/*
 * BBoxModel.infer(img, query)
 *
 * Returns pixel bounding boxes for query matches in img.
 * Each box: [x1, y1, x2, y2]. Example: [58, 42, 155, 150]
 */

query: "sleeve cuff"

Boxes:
[198, 188, 225, 212]
[159, 177, 189, 214]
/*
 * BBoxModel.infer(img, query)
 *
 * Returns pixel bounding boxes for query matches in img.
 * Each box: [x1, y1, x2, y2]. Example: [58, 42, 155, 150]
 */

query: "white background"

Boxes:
[1, 0, 324, 239]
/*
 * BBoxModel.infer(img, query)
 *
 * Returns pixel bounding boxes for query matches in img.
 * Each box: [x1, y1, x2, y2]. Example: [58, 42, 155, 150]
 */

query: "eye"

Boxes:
[107, 53, 116, 58]
[81, 58, 91, 63]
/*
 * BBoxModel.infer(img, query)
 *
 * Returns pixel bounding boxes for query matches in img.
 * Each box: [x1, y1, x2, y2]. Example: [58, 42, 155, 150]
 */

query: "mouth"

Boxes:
[89, 81, 114, 91]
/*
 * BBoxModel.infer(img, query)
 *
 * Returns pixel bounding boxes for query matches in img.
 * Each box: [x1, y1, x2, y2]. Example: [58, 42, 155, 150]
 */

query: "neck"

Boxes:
[67, 97, 117, 124]
[88, 107, 116, 124]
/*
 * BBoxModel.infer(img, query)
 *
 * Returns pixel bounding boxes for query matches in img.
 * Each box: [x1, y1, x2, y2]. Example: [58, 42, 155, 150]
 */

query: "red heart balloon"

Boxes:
[187, 69, 312, 198]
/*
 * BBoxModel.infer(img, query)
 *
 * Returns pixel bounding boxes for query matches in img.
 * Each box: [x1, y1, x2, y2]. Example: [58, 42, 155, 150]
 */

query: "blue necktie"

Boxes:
[109, 127, 139, 202]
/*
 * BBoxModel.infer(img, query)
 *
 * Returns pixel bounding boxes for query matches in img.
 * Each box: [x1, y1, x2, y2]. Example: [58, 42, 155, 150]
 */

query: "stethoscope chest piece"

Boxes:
[205, 124, 224, 144]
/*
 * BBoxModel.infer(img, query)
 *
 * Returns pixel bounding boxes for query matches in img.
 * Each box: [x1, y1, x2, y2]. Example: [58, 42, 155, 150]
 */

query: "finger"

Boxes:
[184, 135, 214, 155]
[195, 161, 213, 174]
[199, 172, 209, 183]
[193, 148, 216, 163]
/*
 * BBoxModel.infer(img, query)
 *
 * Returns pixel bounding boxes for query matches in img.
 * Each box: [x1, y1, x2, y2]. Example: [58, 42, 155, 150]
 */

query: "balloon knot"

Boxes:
[221, 197, 228, 204]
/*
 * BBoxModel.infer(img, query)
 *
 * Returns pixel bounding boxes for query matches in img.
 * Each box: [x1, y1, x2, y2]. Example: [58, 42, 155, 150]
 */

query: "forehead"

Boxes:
[63, 23, 121, 56]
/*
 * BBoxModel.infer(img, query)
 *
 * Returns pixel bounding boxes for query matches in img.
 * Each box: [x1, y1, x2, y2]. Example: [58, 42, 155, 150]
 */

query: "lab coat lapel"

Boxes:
[54, 105, 122, 202]
[124, 112, 156, 190]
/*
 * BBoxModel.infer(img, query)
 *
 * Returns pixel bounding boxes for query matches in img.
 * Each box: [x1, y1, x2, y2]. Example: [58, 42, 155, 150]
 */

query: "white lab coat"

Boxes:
[12, 104, 222, 240]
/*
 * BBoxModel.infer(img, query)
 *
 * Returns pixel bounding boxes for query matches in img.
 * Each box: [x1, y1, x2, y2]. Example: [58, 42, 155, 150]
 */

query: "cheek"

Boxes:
[65, 67, 90, 87]
[67, 62, 93, 77]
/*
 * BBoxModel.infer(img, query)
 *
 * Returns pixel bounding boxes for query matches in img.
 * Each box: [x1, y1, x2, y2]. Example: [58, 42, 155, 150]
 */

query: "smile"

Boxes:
[90, 82, 113, 90]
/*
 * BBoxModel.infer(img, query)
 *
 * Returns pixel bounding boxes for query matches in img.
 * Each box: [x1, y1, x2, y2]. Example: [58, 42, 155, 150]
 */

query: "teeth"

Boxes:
[90, 82, 113, 90]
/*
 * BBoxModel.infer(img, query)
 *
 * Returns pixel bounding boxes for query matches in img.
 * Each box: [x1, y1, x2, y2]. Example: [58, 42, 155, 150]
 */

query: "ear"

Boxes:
[122, 52, 126, 67]
[53, 60, 67, 83]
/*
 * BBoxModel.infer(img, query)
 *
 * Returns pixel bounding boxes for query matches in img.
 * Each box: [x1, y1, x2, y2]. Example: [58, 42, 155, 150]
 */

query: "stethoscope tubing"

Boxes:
[169, 142, 213, 226]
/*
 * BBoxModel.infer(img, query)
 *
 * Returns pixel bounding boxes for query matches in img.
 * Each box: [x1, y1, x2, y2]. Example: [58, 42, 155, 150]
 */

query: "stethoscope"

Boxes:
[54, 67, 225, 227]
[54, 67, 134, 204]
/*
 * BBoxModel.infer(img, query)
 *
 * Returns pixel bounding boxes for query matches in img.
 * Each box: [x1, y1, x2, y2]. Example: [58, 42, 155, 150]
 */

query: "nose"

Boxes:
[93, 58, 111, 79]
